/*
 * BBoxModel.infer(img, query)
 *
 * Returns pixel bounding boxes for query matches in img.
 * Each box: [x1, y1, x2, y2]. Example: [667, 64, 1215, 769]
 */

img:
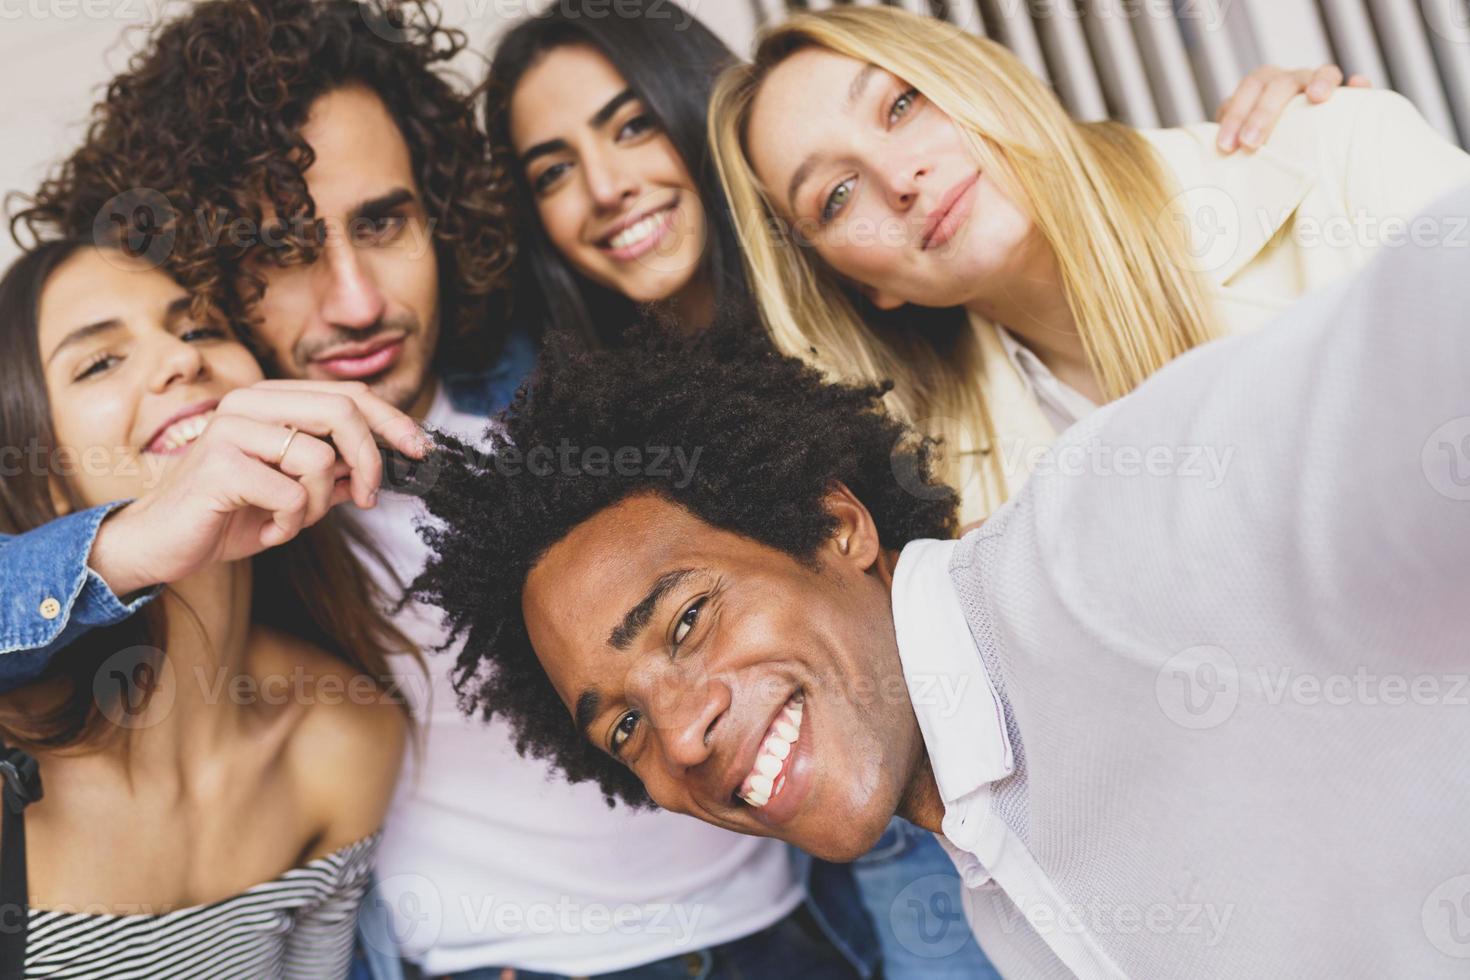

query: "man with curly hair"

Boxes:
[411, 192, 1470, 980]
[3, 2, 877, 979]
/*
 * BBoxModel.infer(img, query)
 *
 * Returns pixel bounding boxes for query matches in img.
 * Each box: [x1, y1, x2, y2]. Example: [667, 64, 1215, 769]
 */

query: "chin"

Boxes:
[791, 806, 897, 863]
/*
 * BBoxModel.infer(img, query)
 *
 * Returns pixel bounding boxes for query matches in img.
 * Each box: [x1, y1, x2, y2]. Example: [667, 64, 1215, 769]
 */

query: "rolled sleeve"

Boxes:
[0, 501, 159, 690]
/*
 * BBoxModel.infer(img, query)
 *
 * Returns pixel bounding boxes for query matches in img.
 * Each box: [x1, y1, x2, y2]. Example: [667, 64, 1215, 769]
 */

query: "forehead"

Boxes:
[509, 44, 629, 148]
[523, 494, 756, 701]
[296, 84, 416, 214]
[747, 48, 873, 200]
[37, 250, 183, 354]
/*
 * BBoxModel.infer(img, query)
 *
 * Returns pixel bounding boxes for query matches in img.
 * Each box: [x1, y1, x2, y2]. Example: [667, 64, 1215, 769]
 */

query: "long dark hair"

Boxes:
[0, 241, 417, 751]
[484, 0, 750, 347]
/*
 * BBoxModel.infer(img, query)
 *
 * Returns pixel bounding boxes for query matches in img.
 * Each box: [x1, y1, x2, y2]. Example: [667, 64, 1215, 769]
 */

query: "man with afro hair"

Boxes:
[413, 188, 1470, 980]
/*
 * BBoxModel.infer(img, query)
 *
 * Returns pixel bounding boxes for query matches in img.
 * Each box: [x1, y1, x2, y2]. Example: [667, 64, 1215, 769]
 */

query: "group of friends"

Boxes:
[1, 0, 1468, 978]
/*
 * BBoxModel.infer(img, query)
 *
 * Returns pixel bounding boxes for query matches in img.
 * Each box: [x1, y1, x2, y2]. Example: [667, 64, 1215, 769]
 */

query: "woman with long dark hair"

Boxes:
[0, 239, 426, 978]
[479, 4, 1361, 976]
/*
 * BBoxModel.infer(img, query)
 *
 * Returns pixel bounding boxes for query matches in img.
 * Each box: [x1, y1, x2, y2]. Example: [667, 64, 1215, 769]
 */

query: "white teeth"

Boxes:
[154, 411, 214, 452]
[763, 736, 790, 761]
[605, 207, 672, 251]
[738, 693, 805, 810]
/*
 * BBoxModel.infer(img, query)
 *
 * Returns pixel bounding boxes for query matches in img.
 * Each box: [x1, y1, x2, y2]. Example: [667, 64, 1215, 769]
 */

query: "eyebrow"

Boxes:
[44, 296, 192, 367]
[350, 187, 417, 224]
[575, 688, 602, 739]
[608, 567, 698, 651]
[521, 88, 640, 168]
[786, 63, 881, 212]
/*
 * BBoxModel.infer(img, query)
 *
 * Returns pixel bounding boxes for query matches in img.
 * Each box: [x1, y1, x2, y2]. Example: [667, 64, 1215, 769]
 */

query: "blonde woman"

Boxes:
[711, 6, 1470, 523]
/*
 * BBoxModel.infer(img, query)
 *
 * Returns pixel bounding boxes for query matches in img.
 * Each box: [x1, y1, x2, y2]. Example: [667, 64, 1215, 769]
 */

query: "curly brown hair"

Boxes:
[12, 0, 515, 371]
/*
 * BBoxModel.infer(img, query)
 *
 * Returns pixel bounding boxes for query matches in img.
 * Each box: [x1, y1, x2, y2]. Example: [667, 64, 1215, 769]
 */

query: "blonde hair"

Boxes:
[710, 7, 1216, 502]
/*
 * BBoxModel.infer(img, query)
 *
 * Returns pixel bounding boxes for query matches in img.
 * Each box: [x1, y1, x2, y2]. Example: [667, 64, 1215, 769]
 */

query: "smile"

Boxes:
[597, 200, 680, 261]
[737, 692, 804, 809]
[144, 403, 217, 455]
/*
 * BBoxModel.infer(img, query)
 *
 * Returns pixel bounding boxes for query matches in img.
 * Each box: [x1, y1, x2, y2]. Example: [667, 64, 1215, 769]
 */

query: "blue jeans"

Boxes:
[853, 817, 1000, 979]
[436, 906, 858, 980]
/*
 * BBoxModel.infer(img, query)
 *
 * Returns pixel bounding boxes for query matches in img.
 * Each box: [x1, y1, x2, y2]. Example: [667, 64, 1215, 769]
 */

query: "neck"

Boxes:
[118, 560, 255, 758]
[657, 274, 717, 336]
[965, 236, 1103, 404]
[898, 751, 945, 835]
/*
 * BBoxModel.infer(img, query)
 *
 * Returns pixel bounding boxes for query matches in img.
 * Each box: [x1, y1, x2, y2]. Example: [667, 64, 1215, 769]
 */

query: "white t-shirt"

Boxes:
[350, 384, 802, 977]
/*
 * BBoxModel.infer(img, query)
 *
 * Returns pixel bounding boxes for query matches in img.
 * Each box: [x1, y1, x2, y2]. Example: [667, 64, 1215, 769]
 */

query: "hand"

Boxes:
[1216, 64, 1372, 153]
[90, 380, 431, 596]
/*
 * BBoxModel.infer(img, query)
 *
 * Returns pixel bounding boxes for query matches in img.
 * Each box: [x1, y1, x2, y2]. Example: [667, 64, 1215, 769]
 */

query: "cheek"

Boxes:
[538, 193, 592, 259]
[215, 346, 267, 388]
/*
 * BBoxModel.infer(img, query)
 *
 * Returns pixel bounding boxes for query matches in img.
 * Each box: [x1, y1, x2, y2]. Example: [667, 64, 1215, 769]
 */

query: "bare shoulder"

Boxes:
[251, 626, 409, 852]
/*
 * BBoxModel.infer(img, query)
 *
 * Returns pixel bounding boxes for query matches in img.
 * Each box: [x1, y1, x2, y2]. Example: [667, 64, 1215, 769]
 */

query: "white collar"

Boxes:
[993, 327, 1098, 431]
[890, 538, 1015, 804]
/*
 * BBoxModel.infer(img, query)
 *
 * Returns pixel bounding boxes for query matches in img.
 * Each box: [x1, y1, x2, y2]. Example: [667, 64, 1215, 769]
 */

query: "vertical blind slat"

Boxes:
[1419, 0, 1470, 145]
[1130, 4, 1208, 125]
[1080, 0, 1162, 126]
[1030, 0, 1110, 119]
[977, 0, 1053, 83]
[1314, 0, 1392, 86]
[1367, 0, 1461, 142]
[1174, 0, 1246, 114]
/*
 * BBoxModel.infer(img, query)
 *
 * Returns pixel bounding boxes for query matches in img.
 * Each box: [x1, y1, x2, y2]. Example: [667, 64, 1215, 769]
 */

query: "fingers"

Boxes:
[1216, 67, 1268, 152]
[1237, 74, 1311, 151]
[215, 385, 393, 509]
[1348, 74, 1372, 88]
[1305, 64, 1344, 103]
[204, 416, 342, 534]
[201, 439, 311, 548]
[239, 379, 431, 459]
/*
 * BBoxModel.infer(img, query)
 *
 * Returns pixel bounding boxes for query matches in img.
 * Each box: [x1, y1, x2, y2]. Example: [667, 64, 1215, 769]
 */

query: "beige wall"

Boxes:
[0, 0, 753, 268]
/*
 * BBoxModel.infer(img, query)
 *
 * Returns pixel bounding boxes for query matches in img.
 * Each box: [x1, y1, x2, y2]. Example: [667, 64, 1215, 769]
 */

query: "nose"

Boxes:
[147, 328, 209, 394]
[316, 237, 387, 331]
[582, 146, 639, 216]
[879, 152, 930, 212]
[629, 661, 731, 774]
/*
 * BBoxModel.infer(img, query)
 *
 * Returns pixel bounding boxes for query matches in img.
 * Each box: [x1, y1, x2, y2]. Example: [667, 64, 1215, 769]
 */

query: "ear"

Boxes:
[822, 482, 883, 572]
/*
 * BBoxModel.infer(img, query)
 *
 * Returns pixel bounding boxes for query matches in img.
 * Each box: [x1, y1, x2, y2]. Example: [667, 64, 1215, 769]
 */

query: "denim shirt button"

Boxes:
[38, 597, 61, 621]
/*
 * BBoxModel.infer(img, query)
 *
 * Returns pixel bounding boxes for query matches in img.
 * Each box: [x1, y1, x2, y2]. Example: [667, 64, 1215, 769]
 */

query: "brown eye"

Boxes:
[611, 711, 640, 754]
[673, 598, 705, 645]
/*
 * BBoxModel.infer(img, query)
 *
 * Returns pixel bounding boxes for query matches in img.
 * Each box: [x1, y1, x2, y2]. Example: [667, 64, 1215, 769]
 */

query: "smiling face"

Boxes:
[509, 44, 709, 308]
[246, 85, 440, 416]
[745, 47, 1037, 311]
[37, 248, 263, 509]
[522, 488, 928, 861]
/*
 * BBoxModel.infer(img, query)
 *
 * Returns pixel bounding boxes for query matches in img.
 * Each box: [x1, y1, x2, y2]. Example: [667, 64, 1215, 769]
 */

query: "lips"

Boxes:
[921, 171, 981, 250]
[313, 336, 405, 380]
